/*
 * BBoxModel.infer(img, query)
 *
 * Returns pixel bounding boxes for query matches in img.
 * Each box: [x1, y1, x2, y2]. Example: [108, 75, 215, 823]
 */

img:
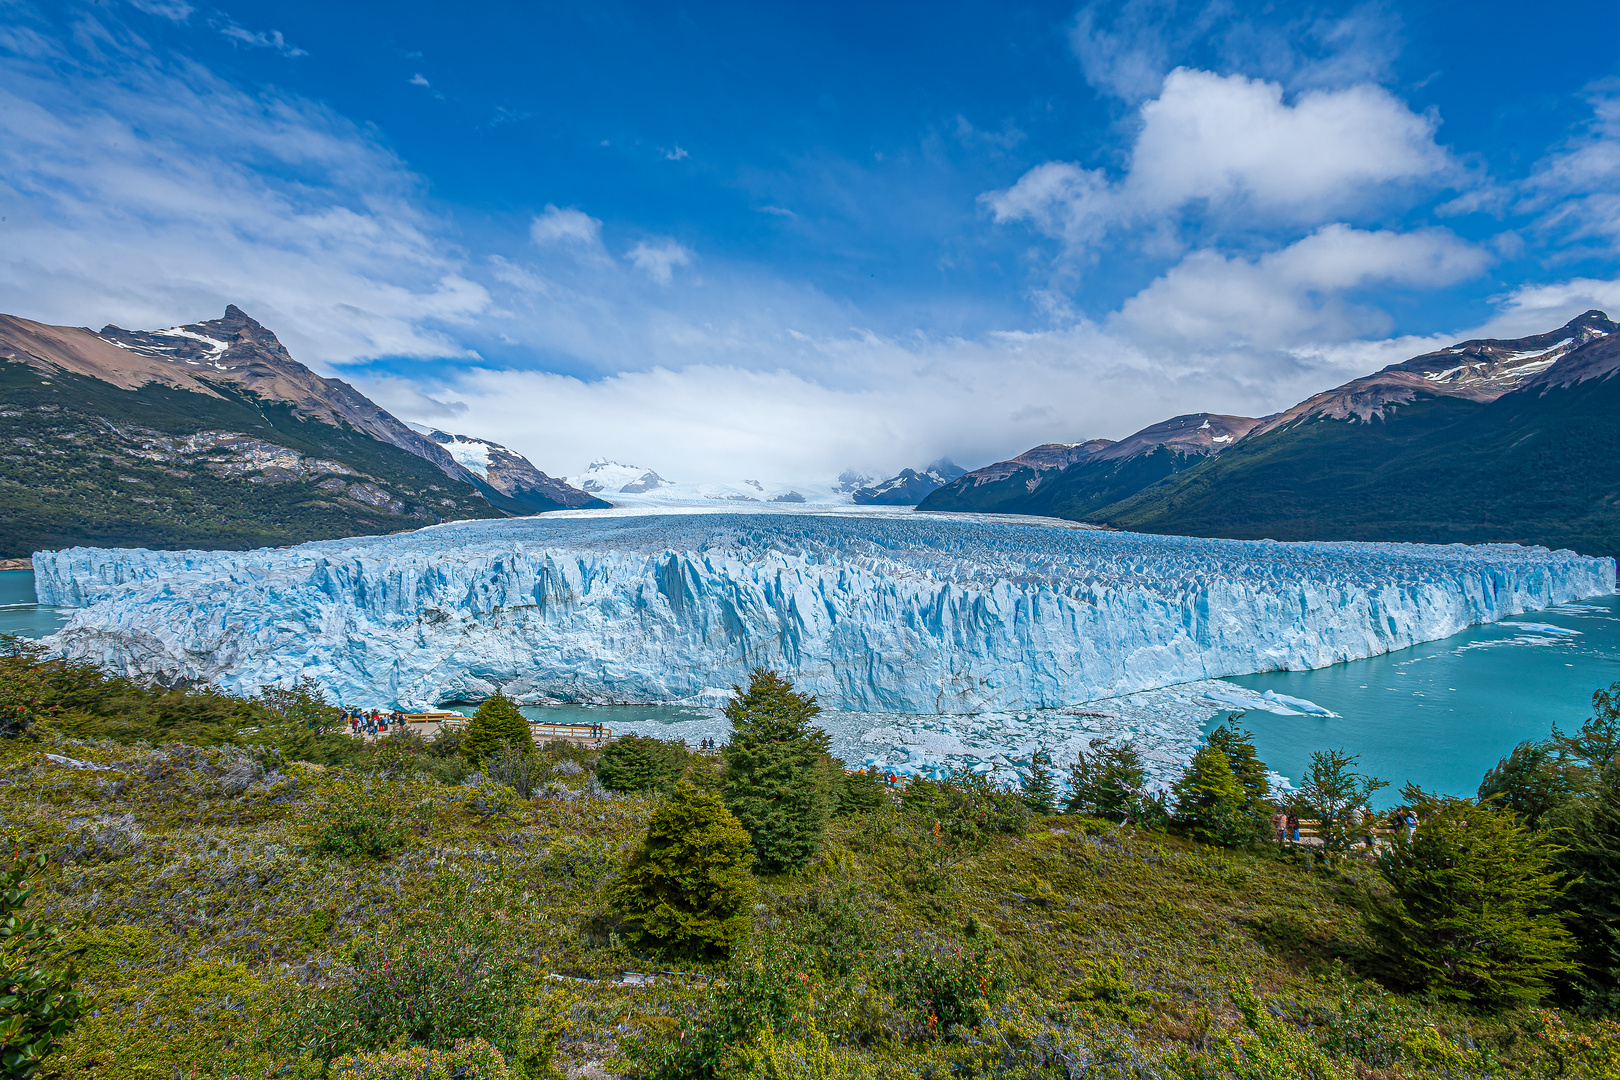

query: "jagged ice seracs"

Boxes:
[32, 512, 1616, 713]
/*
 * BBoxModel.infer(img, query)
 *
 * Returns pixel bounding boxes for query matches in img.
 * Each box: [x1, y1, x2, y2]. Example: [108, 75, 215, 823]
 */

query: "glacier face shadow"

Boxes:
[32, 513, 1618, 713]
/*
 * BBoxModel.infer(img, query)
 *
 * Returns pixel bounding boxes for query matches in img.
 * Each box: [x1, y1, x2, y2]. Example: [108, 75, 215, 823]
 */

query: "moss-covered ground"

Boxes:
[4, 731, 1617, 1079]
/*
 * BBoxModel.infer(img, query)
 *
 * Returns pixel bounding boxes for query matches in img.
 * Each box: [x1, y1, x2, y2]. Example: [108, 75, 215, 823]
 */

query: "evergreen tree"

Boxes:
[1065, 738, 1162, 825]
[1367, 796, 1574, 1009]
[834, 768, 889, 817]
[1171, 743, 1253, 845]
[1205, 722, 1270, 812]
[460, 692, 532, 766]
[597, 734, 687, 794]
[720, 669, 834, 874]
[1557, 767, 1620, 1014]
[1479, 740, 1584, 829]
[606, 781, 758, 959]
[1022, 748, 1057, 814]
[1300, 748, 1387, 854]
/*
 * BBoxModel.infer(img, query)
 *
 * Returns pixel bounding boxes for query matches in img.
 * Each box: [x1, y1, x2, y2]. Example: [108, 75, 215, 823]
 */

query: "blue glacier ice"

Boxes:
[31, 510, 1616, 713]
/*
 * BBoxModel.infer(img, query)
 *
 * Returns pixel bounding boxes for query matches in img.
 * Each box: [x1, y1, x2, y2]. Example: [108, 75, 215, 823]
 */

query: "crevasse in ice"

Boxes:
[32, 512, 1616, 712]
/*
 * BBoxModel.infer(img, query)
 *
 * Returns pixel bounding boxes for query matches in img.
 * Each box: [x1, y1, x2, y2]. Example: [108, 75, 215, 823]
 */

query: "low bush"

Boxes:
[307, 787, 409, 861]
[880, 942, 1005, 1038]
[484, 739, 546, 799]
[287, 884, 561, 1072]
[329, 1037, 518, 1080]
[0, 853, 85, 1080]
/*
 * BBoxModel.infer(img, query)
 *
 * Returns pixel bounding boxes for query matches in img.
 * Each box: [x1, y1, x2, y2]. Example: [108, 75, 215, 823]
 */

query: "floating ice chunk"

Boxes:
[1261, 690, 1338, 717]
[1508, 623, 1581, 635]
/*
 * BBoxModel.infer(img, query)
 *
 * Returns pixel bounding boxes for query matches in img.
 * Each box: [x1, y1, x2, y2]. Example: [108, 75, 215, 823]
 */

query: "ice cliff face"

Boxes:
[33, 513, 1616, 712]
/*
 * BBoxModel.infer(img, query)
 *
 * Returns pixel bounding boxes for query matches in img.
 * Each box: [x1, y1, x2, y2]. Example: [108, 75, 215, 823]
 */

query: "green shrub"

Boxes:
[461, 693, 532, 766]
[1174, 725, 1273, 847]
[484, 739, 545, 798]
[308, 787, 409, 861]
[881, 942, 1006, 1038]
[721, 670, 836, 875]
[0, 853, 84, 1080]
[625, 948, 813, 1080]
[901, 772, 1029, 851]
[607, 780, 757, 960]
[1367, 795, 1574, 1008]
[288, 884, 559, 1070]
[832, 768, 888, 817]
[596, 734, 687, 794]
[329, 1037, 518, 1080]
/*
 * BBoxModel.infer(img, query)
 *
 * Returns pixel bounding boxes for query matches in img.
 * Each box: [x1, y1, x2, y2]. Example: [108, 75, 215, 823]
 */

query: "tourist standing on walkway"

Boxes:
[1286, 810, 1300, 843]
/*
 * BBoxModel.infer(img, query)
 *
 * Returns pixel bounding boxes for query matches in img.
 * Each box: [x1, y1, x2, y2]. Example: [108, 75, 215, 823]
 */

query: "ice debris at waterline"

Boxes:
[32, 513, 1616, 713]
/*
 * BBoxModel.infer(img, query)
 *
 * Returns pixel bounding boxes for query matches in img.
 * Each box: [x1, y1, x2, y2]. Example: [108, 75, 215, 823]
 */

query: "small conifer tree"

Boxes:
[1205, 722, 1270, 813]
[1300, 748, 1387, 853]
[834, 768, 889, 817]
[460, 692, 533, 766]
[1172, 743, 1248, 844]
[721, 669, 834, 874]
[1368, 795, 1574, 1008]
[596, 734, 687, 794]
[1558, 766, 1620, 1013]
[607, 780, 758, 959]
[1066, 738, 1165, 826]
[1022, 749, 1057, 814]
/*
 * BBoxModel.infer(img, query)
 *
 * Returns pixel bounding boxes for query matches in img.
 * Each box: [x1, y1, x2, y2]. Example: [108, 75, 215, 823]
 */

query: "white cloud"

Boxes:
[0, 12, 486, 366]
[409, 73, 430, 87]
[985, 69, 1455, 258]
[1113, 224, 1488, 350]
[529, 204, 605, 251]
[1474, 277, 1620, 339]
[1519, 82, 1620, 251]
[212, 18, 307, 58]
[626, 240, 694, 285]
[1069, 0, 1401, 104]
[664, 145, 689, 161]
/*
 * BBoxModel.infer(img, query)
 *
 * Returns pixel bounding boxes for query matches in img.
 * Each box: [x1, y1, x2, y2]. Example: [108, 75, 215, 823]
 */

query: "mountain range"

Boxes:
[0, 306, 600, 556]
[921, 310, 1620, 557]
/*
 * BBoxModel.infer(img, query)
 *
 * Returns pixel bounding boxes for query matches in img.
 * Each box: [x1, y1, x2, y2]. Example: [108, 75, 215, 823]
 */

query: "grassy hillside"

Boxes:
[1092, 378, 1620, 558]
[3, 650, 1616, 1078]
[0, 361, 500, 556]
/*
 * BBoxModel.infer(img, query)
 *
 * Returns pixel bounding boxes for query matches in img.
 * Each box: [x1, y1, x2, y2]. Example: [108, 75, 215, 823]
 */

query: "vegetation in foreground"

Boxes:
[1, 638, 1619, 1079]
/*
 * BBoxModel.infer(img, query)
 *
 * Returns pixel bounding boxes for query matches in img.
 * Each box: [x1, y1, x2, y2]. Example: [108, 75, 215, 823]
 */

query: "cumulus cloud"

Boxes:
[1113, 225, 1488, 349]
[530, 205, 605, 250]
[626, 240, 695, 285]
[985, 69, 1455, 259]
[0, 9, 486, 366]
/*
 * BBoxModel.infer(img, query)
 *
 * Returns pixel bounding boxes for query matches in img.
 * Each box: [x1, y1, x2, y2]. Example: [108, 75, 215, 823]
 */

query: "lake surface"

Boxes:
[0, 570, 70, 639]
[1221, 595, 1620, 799]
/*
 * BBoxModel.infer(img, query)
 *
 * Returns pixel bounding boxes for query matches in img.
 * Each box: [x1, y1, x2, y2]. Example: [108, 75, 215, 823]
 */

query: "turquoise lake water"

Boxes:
[0, 570, 69, 639]
[8, 565, 1617, 796]
[1220, 595, 1620, 799]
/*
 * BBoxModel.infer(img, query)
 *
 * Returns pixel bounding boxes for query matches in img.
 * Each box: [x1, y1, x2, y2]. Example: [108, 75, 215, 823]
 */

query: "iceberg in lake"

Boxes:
[32, 512, 1616, 713]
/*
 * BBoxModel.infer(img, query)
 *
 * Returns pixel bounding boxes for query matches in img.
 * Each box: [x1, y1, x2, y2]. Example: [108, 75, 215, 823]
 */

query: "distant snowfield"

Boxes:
[34, 511, 1616, 732]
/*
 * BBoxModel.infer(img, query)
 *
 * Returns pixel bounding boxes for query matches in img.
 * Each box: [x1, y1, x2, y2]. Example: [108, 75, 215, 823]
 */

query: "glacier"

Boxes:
[32, 510, 1616, 714]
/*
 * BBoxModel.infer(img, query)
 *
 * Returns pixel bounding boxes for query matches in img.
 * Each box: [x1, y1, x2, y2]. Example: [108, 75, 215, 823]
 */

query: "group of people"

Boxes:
[1270, 806, 1421, 848]
[344, 707, 403, 738]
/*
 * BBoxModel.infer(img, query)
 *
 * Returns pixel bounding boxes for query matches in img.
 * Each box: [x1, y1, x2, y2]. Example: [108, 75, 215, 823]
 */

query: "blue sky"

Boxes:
[3, 0, 1620, 482]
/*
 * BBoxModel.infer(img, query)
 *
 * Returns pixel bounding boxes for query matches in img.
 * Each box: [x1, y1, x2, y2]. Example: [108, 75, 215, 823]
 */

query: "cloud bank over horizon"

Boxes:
[2, 0, 1619, 483]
